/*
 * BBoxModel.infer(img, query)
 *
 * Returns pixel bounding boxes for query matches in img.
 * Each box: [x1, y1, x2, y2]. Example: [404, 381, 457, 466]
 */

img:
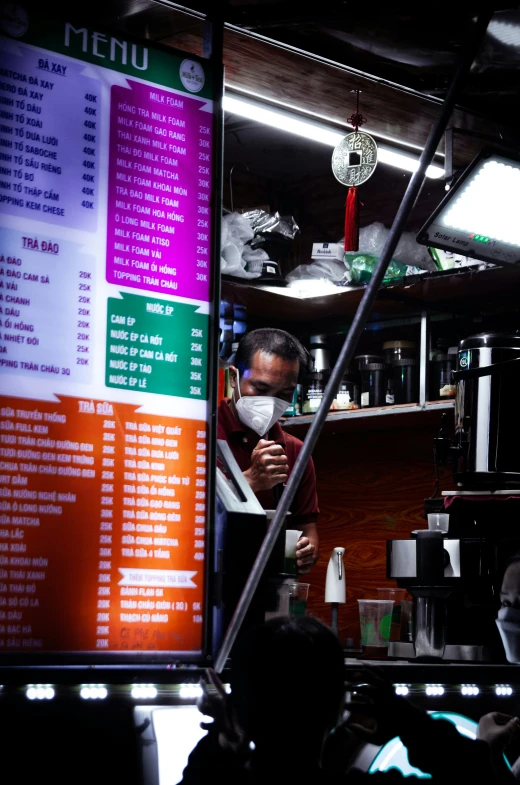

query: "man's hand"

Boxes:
[243, 439, 288, 493]
[478, 712, 520, 752]
[296, 536, 315, 574]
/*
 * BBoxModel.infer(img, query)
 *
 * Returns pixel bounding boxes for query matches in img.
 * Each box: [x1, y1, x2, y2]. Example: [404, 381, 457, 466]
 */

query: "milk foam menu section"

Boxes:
[0, 10, 214, 658]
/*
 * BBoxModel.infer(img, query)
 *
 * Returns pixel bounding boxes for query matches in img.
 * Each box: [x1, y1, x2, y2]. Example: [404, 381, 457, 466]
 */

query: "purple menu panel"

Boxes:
[106, 80, 212, 302]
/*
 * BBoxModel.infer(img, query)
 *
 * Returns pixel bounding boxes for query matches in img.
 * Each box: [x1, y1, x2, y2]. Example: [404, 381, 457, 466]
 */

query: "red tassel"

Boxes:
[344, 186, 359, 252]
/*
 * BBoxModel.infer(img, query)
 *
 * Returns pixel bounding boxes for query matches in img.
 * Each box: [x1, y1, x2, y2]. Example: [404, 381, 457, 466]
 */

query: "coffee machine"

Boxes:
[387, 332, 520, 661]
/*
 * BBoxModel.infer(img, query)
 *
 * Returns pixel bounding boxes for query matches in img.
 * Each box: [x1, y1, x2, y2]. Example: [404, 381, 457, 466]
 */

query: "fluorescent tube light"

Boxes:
[223, 93, 444, 179]
[418, 149, 520, 264]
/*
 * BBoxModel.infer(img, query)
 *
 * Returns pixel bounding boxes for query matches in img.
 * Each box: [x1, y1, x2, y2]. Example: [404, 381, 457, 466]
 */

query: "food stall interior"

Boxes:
[2, 1, 520, 782]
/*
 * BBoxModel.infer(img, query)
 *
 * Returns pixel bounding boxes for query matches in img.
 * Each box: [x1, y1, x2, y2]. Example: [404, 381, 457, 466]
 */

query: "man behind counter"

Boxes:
[217, 328, 319, 574]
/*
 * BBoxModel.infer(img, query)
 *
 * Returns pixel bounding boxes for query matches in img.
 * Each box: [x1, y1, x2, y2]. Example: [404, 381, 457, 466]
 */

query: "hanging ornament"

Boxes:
[331, 91, 378, 252]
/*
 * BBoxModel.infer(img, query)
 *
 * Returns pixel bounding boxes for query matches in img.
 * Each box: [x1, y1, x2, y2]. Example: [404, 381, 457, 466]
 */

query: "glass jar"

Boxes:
[393, 358, 418, 404]
[284, 384, 303, 416]
[332, 371, 360, 410]
[361, 363, 385, 408]
[303, 372, 326, 414]
[383, 342, 416, 406]
[355, 354, 383, 370]
[429, 350, 456, 400]
[382, 340, 416, 366]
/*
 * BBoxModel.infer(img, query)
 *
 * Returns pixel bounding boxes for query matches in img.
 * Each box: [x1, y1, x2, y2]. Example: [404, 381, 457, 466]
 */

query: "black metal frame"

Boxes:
[0, 9, 225, 671]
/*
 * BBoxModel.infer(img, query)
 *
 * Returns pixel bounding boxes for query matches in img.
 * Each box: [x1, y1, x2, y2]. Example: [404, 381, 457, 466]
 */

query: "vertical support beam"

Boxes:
[445, 126, 454, 187]
[203, 3, 225, 661]
[214, 7, 494, 674]
[419, 311, 429, 406]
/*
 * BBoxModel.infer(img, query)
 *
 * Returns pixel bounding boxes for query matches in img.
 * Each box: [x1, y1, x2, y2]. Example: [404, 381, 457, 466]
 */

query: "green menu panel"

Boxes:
[105, 292, 208, 398]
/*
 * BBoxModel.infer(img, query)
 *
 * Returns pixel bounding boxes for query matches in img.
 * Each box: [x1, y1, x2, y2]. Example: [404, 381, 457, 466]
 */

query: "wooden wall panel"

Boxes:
[160, 23, 508, 166]
[305, 423, 451, 644]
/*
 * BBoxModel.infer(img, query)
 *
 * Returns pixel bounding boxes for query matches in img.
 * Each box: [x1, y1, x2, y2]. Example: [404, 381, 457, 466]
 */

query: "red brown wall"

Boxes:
[301, 419, 451, 644]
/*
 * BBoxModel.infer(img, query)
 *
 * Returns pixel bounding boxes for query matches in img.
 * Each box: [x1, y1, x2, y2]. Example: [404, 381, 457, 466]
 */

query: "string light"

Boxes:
[80, 685, 108, 700]
[26, 684, 54, 700]
[131, 684, 158, 700]
[495, 685, 513, 697]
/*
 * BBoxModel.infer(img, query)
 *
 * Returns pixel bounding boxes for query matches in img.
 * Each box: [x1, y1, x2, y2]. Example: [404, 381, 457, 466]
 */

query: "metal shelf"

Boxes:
[221, 265, 520, 325]
[282, 400, 454, 431]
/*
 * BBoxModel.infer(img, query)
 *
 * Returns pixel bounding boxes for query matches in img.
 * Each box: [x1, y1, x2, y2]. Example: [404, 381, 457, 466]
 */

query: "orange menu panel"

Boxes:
[0, 395, 206, 655]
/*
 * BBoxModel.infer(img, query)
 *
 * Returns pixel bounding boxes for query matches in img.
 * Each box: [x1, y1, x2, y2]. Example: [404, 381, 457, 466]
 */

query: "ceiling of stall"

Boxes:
[102, 0, 520, 159]
[82, 0, 520, 247]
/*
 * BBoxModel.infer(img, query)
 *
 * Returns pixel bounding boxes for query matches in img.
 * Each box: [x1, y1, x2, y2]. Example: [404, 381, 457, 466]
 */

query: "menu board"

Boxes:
[0, 7, 215, 659]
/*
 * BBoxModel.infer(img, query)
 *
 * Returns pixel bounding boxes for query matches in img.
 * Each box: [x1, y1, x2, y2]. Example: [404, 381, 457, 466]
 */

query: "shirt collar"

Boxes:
[219, 399, 286, 444]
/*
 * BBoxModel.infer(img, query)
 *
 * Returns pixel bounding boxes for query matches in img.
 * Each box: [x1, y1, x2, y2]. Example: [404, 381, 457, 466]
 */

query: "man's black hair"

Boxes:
[234, 328, 311, 379]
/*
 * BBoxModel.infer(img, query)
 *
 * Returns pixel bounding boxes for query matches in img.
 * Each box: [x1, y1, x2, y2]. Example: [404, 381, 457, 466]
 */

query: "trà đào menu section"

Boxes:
[0, 7, 215, 660]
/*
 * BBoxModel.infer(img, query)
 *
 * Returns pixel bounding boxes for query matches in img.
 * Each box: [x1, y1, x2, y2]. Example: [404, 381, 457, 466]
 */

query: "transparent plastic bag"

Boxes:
[286, 258, 350, 284]
[345, 222, 434, 270]
[345, 253, 407, 285]
[243, 209, 300, 240]
[221, 213, 260, 278]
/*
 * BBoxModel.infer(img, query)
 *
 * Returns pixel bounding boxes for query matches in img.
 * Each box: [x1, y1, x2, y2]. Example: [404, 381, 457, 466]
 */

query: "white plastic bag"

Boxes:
[221, 213, 260, 278]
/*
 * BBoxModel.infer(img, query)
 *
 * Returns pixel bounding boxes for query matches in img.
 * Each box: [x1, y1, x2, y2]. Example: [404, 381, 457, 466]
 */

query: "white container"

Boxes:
[427, 513, 449, 533]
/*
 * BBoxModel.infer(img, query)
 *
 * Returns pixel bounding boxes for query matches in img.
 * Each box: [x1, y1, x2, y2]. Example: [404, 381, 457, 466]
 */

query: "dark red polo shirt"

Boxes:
[217, 399, 319, 528]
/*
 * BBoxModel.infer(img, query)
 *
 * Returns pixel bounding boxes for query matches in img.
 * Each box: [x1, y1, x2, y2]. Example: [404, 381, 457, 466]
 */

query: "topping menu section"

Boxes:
[0, 11, 215, 659]
[0, 395, 206, 652]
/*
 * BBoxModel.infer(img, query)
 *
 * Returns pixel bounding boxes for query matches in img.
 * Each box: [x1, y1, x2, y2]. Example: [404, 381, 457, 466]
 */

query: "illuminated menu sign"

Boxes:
[0, 8, 213, 658]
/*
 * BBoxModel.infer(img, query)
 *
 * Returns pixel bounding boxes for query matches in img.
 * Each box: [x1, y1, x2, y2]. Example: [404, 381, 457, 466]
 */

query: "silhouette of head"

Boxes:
[230, 616, 344, 755]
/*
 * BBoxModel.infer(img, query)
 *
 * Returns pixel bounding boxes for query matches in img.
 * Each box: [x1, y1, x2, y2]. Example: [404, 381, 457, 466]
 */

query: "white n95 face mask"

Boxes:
[234, 371, 289, 437]
[496, 606, 520, 664]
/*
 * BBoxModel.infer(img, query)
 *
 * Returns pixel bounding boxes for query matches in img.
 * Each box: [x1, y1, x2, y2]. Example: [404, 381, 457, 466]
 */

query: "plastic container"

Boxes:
[430, 352, 456, 400]
[383, 342, 416, 404]
[361, 363, 385, 408]
[332, 371, 360, 410]
[355, 354, 383, 370]
[377, 588, 407, 641]
[284, 384, 303, 417]
[309, 334, 331, 372]
[303, 372, 326, 414]
[393, 358, 418, 404]
[358, 599, 394, 659]
[289, 583, 310, 616]
[428, 513, 449, 533]
[383, 340, 416, 365]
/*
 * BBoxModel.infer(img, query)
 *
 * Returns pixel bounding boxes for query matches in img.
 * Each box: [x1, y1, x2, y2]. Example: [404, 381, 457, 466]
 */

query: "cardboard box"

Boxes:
[311, 242, 343, 261]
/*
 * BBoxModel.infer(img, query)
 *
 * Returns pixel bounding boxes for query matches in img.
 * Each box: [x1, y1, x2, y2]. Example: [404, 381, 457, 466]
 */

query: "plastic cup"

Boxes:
[289, 583, 309, 616]
[377, 588, 407, 641]
[400, 600, 413, 642]
[428, 513, 449, 533]
[285, 529, 302, 575]
[358, 599, 394, 659]
[264, 580, 291, 622]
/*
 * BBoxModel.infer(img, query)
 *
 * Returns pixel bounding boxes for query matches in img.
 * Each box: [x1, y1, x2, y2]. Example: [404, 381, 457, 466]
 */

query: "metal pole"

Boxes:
[215, 8, 493, 674]
[203, 3, 226, 660]
[419, 311, 429, 406]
